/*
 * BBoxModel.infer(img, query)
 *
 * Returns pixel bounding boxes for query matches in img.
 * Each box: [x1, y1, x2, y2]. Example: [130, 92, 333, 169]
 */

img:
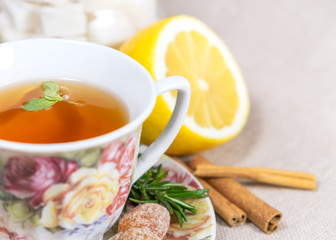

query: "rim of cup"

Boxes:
[0, 39, 157, 153]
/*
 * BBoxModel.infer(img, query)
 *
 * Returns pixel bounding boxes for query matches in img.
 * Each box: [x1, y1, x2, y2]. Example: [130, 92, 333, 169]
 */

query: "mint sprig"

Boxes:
[42, 81, 65, 102]
[23, 81, 80, 111]
[129, 164, 209, 228]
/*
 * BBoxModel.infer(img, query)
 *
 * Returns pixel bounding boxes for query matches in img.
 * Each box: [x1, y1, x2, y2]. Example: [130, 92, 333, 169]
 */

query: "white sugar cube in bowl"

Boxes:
[0, 0, 158, 48]
[40, 3, 87, 37]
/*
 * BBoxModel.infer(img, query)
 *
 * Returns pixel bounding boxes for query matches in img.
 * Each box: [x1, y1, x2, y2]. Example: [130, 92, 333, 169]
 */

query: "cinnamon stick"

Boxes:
[189, 155, 282, 234]
[172, 157, 246, 226]
[193, 164, 316, 190]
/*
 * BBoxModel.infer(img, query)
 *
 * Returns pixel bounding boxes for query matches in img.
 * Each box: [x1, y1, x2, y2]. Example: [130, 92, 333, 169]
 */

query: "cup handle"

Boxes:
[132, 76, 191, 183]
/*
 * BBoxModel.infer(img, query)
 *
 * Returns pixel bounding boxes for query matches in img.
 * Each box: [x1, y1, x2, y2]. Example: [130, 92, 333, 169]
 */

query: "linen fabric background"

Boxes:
[160, 0, 336, 239]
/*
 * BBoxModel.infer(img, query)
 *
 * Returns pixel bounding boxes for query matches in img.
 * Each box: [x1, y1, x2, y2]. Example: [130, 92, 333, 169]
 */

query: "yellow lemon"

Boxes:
[120, 15, 250, 155]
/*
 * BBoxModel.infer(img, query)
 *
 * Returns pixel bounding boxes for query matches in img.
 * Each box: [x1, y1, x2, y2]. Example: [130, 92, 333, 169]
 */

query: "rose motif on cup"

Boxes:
[2, 156, 78, 209]
[40, 163, 120, 230]
[0, 132, 139, 237]
[101, 133, 138, 216]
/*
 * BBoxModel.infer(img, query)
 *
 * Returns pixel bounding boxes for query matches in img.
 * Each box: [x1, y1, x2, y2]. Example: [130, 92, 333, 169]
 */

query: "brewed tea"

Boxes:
[0, 80, 129, 143]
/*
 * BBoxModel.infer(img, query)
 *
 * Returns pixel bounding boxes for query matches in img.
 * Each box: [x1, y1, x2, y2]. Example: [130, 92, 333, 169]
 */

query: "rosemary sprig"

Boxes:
[128, 164, 209, 227]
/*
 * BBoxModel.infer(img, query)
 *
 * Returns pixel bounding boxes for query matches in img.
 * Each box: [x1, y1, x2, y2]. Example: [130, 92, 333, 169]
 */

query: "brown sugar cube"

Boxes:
[109, 227, 160, 240]
[118, 203, 170, 239]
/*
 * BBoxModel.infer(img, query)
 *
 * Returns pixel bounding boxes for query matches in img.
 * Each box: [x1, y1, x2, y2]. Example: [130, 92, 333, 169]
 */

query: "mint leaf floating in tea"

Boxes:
[23, 98, 58, 111]
[129, 164, 209, 227]
[42, 81, 64, 102]
[23, 81, 80, 111]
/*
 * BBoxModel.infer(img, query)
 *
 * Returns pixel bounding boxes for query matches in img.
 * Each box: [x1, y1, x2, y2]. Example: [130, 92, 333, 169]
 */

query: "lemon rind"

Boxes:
[154, 16, 250, 139]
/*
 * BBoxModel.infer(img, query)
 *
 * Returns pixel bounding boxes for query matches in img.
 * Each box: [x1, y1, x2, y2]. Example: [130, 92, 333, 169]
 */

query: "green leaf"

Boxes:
[157, 194, 174, 214]
[167, 198, 187, 222]
[167, 196, 197, 213]
[44, 95, 64, 102]
[152, 170, 169, 183]
[129, 198, 158, 204]
[142, 169, 153, 183]
[130, 188, 140, 200]
[79, 148, 101, 167]
[23, 98, 57, 111]
[162, 182, 185, 187]
[146, 186, 169, 191]
[0, 189, 15, 201]
[167, 189, 209, 198]
[137, 182, 150, 201]
[43, 81, 63, 101]
[157, 164, 163, 176]
[173, 209, 185, 228]
[148, 181, 171, 187]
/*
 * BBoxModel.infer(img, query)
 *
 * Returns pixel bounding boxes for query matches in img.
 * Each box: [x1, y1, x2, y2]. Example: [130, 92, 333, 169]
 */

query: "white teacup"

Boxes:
[0, 39, 190, 240]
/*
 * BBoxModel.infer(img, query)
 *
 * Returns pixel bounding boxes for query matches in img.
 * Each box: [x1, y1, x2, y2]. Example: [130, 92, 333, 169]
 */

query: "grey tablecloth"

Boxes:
[160, 0, 336, 239]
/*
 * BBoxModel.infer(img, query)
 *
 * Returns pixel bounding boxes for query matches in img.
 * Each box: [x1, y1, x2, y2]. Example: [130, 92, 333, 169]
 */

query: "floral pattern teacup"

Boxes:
[0, 39, 190, 240]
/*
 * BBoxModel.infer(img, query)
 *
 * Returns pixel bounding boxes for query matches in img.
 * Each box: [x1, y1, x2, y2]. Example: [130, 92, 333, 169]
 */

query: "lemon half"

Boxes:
[120, 15, 250, 155]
